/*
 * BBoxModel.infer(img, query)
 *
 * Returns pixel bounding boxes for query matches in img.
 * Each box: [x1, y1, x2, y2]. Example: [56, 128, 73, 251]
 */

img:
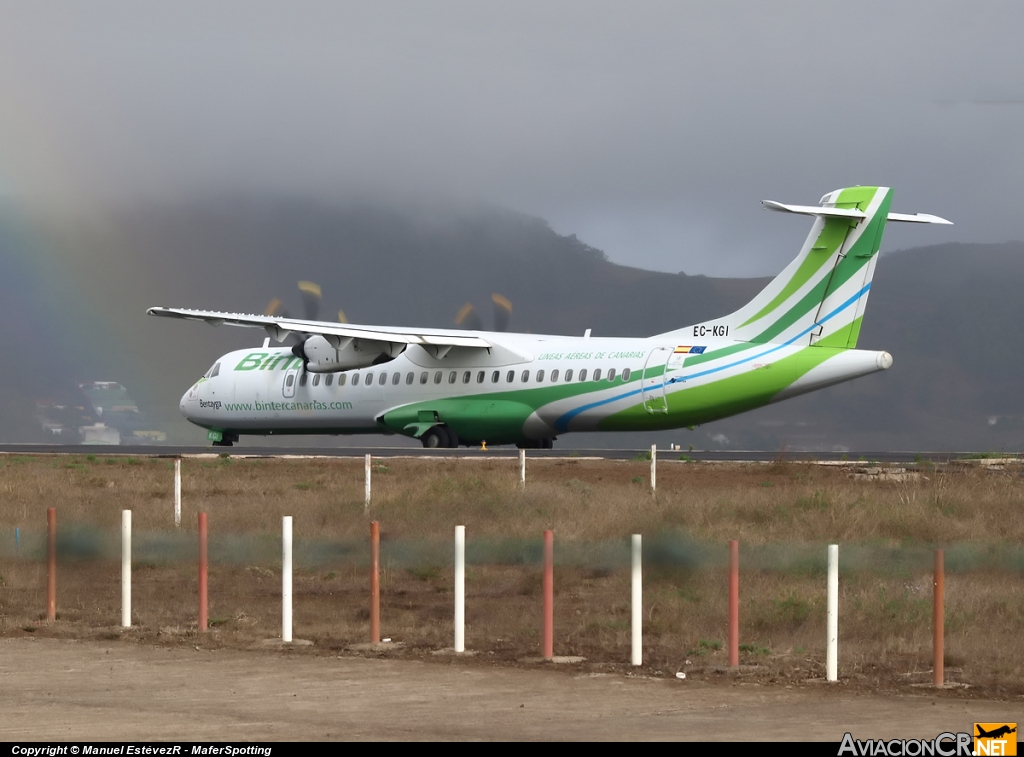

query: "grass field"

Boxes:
[0, 453, 1021, 697]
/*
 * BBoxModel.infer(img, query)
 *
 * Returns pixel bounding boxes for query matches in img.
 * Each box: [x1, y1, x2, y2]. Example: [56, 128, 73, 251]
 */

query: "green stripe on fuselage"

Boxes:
[597, 344, 841, 431]
[380, 369, 651, 442]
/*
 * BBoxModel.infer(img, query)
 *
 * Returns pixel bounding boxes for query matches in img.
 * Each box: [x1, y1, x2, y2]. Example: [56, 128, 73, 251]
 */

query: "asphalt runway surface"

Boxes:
[2, 638, 1017, 742]
[0, 444, 982, 463]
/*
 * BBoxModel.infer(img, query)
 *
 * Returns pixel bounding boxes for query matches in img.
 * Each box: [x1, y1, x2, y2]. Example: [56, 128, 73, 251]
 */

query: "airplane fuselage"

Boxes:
[182, 332, 891, 446]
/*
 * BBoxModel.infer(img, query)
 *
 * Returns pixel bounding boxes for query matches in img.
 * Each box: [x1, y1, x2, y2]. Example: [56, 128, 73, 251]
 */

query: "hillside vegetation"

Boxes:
[1, 198, 1022, 450]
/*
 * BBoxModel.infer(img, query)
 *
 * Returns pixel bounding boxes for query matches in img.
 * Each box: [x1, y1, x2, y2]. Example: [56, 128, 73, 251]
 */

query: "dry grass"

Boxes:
[0, 453, 1022, 697]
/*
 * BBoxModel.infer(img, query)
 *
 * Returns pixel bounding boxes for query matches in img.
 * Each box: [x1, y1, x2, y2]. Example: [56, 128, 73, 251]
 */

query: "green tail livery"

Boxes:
[149, 186, 950, 447]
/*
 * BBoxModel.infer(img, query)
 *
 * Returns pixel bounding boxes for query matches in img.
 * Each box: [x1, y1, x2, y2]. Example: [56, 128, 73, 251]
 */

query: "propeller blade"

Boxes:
[298, 281, 322, 321]
[491, 293, 512, 332]
[455, 302, 484, 331]
[337, 309, 348, 324]
[264, 298, 292, 319]
[265, 298, 301, 345]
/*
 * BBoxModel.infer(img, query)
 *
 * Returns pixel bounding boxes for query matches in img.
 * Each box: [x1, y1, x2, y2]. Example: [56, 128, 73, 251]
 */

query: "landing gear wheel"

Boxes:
[541, 438, 553, 449]
[444, 427, 460, 448]
[212, 431, 239, 447]
[421, 427, 445, 449]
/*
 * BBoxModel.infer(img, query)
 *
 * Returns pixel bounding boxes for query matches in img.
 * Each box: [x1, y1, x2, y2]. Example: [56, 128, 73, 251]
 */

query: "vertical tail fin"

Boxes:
[671, 186, 895, 348]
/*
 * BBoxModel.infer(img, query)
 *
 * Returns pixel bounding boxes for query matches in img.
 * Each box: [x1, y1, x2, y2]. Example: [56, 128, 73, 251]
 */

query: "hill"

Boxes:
[0, 198, 1021, 451]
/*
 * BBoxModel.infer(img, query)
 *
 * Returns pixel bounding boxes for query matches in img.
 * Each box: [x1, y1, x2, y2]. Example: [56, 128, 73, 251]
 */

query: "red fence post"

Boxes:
[933, 549, 944, 687]
[198, 512, 208, 632]
[370, 520, 380, 643]
[46, 508, 56, 622]
[543, 529, 554, 660]
[728, 539, 739, 667]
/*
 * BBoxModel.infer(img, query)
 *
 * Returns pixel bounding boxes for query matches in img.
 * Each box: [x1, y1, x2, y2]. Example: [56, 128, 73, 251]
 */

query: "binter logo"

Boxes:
[975, 724, 1017, 756]
[234, 352, 302, 371]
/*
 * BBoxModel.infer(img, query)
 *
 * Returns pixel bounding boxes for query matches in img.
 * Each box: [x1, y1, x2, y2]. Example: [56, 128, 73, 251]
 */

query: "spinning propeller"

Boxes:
[264, 281, 348, 363]
[454, 293, 512, 332]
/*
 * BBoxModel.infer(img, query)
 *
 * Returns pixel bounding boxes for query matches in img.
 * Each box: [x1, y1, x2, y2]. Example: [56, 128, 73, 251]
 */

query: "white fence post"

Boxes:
[282, 516, 293, 643]
[174, 458, 181, 528]
[519, 449, 526, 488]
[121, 510, 131, 628]
[631, 533, 642, 666]
[650, 444, 657, 493]
[364, 454, 372, 513]
[827, 544, 838, 682]
[454, 525, 465, 653]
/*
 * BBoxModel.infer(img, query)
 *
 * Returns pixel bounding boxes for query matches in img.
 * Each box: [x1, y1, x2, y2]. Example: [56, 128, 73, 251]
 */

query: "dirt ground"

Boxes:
[2, 454, 1023, 740]
[1, 637, 1019, 742]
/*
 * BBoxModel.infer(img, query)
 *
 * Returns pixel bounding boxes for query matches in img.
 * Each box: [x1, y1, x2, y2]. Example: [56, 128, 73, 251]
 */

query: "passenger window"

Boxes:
[300, 373, 308, 387]
[393, 373, 401, 385]
[365, 372, 374, 385]
[593, 368, 602, 381]
[607, 368, 616, 382]
[352, 374, 360, 386]
[476, 371, 485, 383]
[551, 369, 559, 382]
[462, 371, 471, 384]
[622, 368, 631, 381]
[506, 370, 514, 383]
[536, 370, 545, 382]
[491, 371, 500, 383]
[521, 370, 530, 382]
[564, 369, 573, 382]
[312, 374, 321, 387]
[420, 372, 429, 384]
[325, 374, 333, 386]
[434, 371, 443, 384]
[579, 369, 587, 381]
[285, 375, 294, 388]
[339, 374, 347, 386]
[449, 371, 457, 384]
[406, 372, 414, 385]
[379, 372, 387, 385]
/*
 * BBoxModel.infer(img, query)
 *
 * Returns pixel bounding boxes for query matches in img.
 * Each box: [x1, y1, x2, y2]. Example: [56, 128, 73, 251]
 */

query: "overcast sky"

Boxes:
[1, 2, 1022, 275]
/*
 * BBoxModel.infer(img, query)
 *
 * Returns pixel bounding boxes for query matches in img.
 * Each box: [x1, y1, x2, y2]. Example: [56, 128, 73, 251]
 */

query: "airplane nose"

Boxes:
[180, 390, 193, 419]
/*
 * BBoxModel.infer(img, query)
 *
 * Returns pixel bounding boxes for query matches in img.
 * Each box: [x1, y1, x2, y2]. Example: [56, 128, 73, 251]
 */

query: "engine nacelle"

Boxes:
[295, 335, 405, 373]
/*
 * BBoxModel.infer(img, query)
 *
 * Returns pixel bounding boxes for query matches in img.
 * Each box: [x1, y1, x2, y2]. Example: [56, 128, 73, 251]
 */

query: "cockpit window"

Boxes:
[206, 362, 221, 379]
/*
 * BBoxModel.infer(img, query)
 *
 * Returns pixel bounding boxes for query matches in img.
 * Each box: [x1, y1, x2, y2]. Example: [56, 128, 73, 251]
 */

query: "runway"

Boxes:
[0, 443, 982, 463]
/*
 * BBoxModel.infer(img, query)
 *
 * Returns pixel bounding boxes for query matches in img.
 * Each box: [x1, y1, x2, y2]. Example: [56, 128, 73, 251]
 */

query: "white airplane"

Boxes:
[149, 186, 950, 448]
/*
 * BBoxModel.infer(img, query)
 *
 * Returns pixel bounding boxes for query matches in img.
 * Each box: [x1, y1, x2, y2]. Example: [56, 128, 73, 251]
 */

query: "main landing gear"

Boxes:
[212, 431, 239, 447]
[421, 425, 460, 449]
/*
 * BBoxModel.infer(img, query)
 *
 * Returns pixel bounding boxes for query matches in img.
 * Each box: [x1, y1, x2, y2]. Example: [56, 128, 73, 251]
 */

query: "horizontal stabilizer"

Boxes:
[761, 201, 865, 219]
[763, 200, 952, 225]
[884, 212, 953, 225]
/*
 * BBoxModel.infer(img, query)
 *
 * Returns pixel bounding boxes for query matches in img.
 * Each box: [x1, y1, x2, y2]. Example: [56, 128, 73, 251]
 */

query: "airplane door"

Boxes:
[641, 347, 671, 414]
[283, 364, 300, 398]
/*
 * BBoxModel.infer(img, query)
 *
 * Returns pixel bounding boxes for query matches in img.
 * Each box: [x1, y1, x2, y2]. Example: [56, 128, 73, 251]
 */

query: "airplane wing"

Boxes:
[146, 307, 493, 353]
